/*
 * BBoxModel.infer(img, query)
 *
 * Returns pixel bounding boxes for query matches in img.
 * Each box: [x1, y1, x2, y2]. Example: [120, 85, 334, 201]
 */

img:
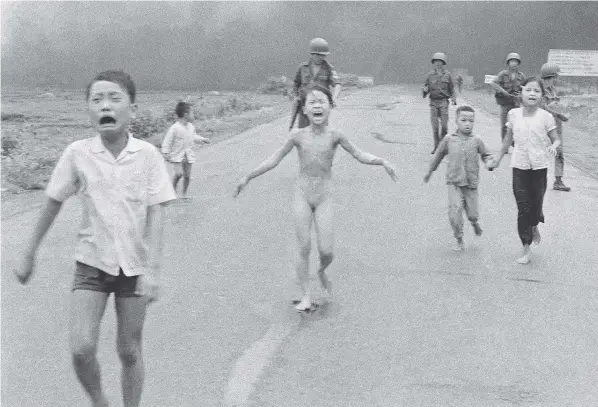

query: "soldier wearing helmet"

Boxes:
[291, 38, 341, 128]
[422, 52, 457, 154]
[540, 62, 571, 191]
[491, 52, 526, 145]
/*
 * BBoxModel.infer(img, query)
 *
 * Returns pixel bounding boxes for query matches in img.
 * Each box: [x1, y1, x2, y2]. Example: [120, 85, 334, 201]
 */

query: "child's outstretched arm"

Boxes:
[492, 126, 514, 169]
[234, 136, 296, 197]
[192, 124, 211, 144]
[477, 138, 495, 170]
[337, 133, 398, 182]
[424, 137, 448, 182]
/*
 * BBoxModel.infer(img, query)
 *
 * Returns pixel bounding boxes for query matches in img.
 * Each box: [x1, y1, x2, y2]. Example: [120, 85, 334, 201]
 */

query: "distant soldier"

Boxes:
[456, 74, 464, 93]
[540, 62, 571, 191]
[422, 52, 457, 154]
[291, 38, 341, 129]
[491, 52, 526, 145]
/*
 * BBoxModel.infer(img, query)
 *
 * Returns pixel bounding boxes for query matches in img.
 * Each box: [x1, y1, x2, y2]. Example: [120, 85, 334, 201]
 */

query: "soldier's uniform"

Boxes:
[540, 62, 570, 191]
[493, 53, 526, 143]
[424, 66, 456, 152]
[293, 60, 339, 128]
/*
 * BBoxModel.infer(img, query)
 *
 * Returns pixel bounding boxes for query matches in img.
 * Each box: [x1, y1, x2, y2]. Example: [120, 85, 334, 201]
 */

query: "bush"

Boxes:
[1, 112, 27, 122]
[336, 73, 375, 88]
[337, 73, 361, 88]
[2, 134, 19, 157]
[210, 96, 263, 117]
[129, 110, 168, 140]
[3, 154, 58, 190]
[258, 76, 292, 95]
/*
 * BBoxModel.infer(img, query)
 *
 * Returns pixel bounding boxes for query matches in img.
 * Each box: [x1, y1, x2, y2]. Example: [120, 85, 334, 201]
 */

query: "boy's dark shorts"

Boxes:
[73, 261, 139, 297]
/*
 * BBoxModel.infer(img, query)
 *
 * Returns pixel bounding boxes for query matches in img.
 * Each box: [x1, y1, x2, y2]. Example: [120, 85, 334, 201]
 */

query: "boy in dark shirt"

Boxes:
[424, 106, 494, 251]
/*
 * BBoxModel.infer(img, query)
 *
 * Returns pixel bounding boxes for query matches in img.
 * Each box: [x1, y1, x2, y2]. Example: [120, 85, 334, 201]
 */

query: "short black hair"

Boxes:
[175, 101, 191, 118]
[303, 84, 333, 106]
[86, 70, 136, 103]
[456, 105, 475, 117]
[521, 76, 545, 96]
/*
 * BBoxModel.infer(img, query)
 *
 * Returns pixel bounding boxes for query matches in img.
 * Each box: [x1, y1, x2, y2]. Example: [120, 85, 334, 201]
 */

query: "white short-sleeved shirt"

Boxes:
[506, 107, 557, 170]
[161, 122, 198, 163]
[45, 134, 177, 276]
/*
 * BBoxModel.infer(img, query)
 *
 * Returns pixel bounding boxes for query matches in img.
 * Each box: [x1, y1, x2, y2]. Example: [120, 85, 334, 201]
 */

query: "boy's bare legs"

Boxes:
[172, 163, 183, 196]
[294, 192, 313, 311]
[70, 290, 110, 407]
[448, 186, 465, 251]
[115, 296, 148, 407]
[314, 198, 334, 299]
[463, 188, 482, 236]
[181, 160, 192, 200]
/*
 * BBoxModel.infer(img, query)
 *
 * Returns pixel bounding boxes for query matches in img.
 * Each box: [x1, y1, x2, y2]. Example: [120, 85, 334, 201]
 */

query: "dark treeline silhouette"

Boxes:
[2, 1, 597, 90]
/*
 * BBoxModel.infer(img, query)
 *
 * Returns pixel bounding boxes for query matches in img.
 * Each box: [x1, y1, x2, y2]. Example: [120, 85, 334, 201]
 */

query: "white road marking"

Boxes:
[223, 315, 297, 407]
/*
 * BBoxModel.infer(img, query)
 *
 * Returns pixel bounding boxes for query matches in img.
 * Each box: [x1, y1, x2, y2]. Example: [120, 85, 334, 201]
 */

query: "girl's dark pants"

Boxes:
[512, 168, 547, 245]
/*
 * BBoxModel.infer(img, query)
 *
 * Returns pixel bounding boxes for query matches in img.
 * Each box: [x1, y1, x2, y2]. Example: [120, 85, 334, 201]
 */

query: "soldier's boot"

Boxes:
[553, 177, 571, 192]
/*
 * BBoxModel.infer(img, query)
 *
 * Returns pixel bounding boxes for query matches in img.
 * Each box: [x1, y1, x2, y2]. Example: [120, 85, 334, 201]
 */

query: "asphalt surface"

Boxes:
[2, 85, 597, 407]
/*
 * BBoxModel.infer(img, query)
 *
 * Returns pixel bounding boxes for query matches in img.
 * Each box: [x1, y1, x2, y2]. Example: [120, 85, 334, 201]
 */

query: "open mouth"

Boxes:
[99, 116, 116, 125]
[312, 112, 324, 118]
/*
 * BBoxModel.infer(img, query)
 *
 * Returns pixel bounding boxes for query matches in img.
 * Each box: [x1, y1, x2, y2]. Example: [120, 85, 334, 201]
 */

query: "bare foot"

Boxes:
[516, 254, 530, 264]
[453, 238, 465, 251]
[324, 287, 333, 301]
[517, 245, 531, 264]
[92, 398, 109, 407]
[532, 226, 541, 244]
[294, 295, 312, 311]
[318, 271, 332, 297]
[472, 223, 483, 236]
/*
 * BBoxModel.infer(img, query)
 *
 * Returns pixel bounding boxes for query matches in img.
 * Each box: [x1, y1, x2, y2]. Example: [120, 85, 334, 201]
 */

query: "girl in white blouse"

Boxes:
[489, 77, 562, 264]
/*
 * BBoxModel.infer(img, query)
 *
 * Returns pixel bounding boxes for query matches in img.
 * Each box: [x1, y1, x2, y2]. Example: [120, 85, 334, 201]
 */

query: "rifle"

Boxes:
[289, 98, 301, 131]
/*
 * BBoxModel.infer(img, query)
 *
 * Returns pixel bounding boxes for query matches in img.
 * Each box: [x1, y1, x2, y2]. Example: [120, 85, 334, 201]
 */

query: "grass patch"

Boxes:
[258, 76, 292, 95]
[1, 112, 27, 122]
[1, 89, 289, 194]
[2, 134, 19, 157]
[3, 154, 58, 190]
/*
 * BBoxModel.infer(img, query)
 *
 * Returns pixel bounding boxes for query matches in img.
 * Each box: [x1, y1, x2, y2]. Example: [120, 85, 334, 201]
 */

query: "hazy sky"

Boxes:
[2, 1, 597, 90]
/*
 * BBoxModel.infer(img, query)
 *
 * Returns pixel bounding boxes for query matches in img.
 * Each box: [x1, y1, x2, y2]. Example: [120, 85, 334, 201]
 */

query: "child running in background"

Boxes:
[424, 105, 493, 251]
[234, 84, 398, 311]
[161, 101, 210, 200]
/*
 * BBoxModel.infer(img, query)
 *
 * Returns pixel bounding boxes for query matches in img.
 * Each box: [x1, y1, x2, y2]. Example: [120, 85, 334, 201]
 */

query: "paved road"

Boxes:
[2, 85, 597, 407]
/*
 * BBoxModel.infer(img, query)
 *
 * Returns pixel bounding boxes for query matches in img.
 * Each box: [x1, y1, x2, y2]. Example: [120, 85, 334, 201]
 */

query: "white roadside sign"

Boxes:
[484, 75, 497, 84]
[547, 49, 598, 76]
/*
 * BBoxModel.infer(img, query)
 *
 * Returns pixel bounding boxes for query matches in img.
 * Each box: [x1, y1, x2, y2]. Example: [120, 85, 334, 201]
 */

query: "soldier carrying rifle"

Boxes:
[290, 38, 341, 130]
[491, 52, 526, 145]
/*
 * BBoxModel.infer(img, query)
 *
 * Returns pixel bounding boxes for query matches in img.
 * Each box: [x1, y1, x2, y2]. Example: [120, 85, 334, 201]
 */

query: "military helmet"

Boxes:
[506, 52, 522, 64]
[541, 62, 560, 78]
[309, 38, 330, 55]
[431, 52, 447, 64]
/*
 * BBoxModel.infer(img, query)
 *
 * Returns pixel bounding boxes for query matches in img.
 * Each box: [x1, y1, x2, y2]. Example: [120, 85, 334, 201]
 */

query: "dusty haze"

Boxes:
[2, 1, 597, 90]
